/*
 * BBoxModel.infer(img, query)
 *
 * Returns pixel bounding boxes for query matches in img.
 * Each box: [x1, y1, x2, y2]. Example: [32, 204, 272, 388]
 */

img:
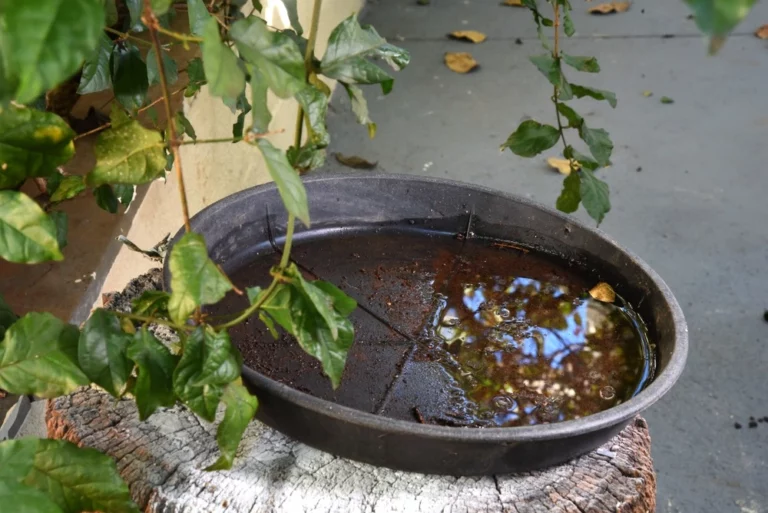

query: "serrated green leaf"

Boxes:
[86, 120, 166, 186]
[206, 380, 258, 470]
[111, 43, 149, 110]
[556, 171, 581, 213]
[78, 308, 134, 397]
[571, 84, 617, 108]
[202, 18, 246, 101]
[147, 46, 179, 86]
[0, 438, 139, 513]
[282, 0, 303, 35]
[49, 210, 68, 250]
[230, 17, 305, 98]
[580, 169, 610, 224]
[50, 176, 86, 203]
[94, 184, 119, 213]
[78, 33, 114, 94]
[0, 481, 64, 513]
[0, 105, 75, 190]
[578, 125, 613, 166]
[131, 290, 170, 317]
[564, 11, 575, 36]
[0, 312, 88, 397]
[343, 83, 376, 139]
[502, 120, 560, 158]
[167, 232, 233, 324]
[151, 0, 173, 15]
[685, 0, 756, 52]
[250, 67, 272, 133]
[113, 183, 136, 206]
[286, 143, 326, 173]
[296, 86, 330, 148]
[127, 327, 178, 420]
[0, 190, 63, 263]
[529, 54, 572, 100]
[176, 111, 197, 141]
[0, 0, 105, 103]
[257, 140, 310, 225]
[562, 54, 600, 73]
[0, 293, 18, 341]
[187, 0, 210, 36]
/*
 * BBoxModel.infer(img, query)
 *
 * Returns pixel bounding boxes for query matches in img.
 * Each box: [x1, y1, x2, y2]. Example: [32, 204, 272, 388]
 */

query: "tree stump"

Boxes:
[47, 270, 656, 513]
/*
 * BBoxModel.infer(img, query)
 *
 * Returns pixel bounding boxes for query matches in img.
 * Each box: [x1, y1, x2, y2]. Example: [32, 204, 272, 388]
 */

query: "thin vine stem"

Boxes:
[550, 1, 577, 173]
[294, 0, 324, 150]
[214, 279, 279, 330]
[155, 25, 204, 44]
[104, 27, 153, 47]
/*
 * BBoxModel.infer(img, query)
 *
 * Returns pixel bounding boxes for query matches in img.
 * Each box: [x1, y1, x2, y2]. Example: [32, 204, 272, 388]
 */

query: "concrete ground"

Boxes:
[324, 0, 768, 511]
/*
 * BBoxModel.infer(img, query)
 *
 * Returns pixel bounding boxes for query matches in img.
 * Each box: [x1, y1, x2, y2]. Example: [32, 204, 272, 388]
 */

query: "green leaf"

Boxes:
[282, 0, 304, 35]
[0, 481, 64, 513]
[78, 33, 114, 94]
[580, 169, 611, 224]
[151, 0, 173, 15]
[250, 67, 272, 133]
[231, 92, 252, 141]
[78, 309, 134, 397]
[93, 184, 119, 213]
[206, 380, 258, 470]
[501, 120, 560, 158]
[0, 293, 18, 341]
[50, 176, 86, 203]
[0, 438, 139, 513]
[556, 171, 581, 213]
[184, 57, 207, 96]
[230, 17, 305, 98]
[86, 120, 166, 186]
[660, 96, 674, 104]
[111, 43, 149, 110]
[127, 327, 178, 420]
[568, 147, 600, 171]
[0, 105, 75, 190]
[147, 47, 179, 86]
[45, 171, 65, 198]
[685, 0, 757, 52]
[571, 84, 617, 108]
[285, 266, 340, 339]
[563, 11, 575, 36]
[286, 143, 326, 173]
[578, 125, 613, 167]
[0, 312, 88, 397]
[0, 190, 63, 263]
[195, 329, 241, 387]
[556, 102, 582, 128]
[176, 111, 197, 141]
[49, 210, 68, 250]
[167, 232, 233, 324]
[113, 183, 136, 206]
[342, 83, 376, 139]
[187, 0, 210, 36]
[131, 290, 170, 317]
[321, 15, 409, 94]
[296, 86, 330, 148]
[103, 0, 119, 25]
[529, 54, 572, 100]
[125, 0, 144, 31]
[256, 139, 310, 226]
[562, 54, 600, 73]
[202, 18, 246, 100]
[0, 0, 105, 103]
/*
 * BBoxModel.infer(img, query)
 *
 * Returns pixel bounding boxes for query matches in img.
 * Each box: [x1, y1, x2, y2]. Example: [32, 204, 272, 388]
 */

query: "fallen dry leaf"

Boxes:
[445, 52, 478, 73]
[546, 157, 580, 175]
[642, 90, 653, 97]
[334, 153, 378, 170]
[589, 282, 616, 303]
[755, 24, 768, 39]
[449, 30, 487, 43]
[501, 0, 525, 6]
[588, 1, 631, 14]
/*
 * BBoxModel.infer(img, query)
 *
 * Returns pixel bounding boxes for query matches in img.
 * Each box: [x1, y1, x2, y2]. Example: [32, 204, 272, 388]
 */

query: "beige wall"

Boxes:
[99, 0, 362, 297]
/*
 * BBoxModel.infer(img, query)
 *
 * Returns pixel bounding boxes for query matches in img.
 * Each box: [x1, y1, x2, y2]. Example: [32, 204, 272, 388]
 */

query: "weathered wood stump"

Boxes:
[47, 270, 656, 513]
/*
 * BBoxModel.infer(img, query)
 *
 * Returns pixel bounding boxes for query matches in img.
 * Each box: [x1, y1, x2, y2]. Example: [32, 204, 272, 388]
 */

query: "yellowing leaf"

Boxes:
[755, 24, 768, 39]
[546, 157, 579, 176]
[445, 52, 478, 73]
[501, 0, 524, 6]
[642, 90, 653, 97]
[588, 1, 631, 14]
[334, 153, 377, 169]
[449, 30, 487, 43]
[589, 282, 616, 303]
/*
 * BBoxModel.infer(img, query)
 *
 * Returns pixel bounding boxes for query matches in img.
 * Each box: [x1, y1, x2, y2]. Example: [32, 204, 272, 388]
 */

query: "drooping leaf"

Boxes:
[250, 67, 272, 133]
[257, 139, 310, 226]
[50, 176, 86, 203]
[86, 120, 166, 186]
[444, 52, 479, 74]
[0, 312, 88, 397]
[126, 327, 178, 420]
[578, 125, 613, 167]
[285, 266, 340, 339]
[94, 184, 119, 213]
[111, 43, 149, 110]
[501, 120, 560, 157]
[334, 153, 377, 170]
[147, 46, 179, 86]
[184, 57, 207, 96]
[201, 18, 246, 101]
[286, 143, 326, 173]
[529, 54, 572, 99]
[0, 481, 64, 513]
[556, 171, 581, 213]
[563, 11, 575, 36]
[176, 111, 197, 141]
[282, 0, 304, 35]
[206, 380, 258, 470]
[187, 0, 210, 35]
[78, 309, 134, 397]
[167, 232, 233, 324]
[580, 169, 611, 224]
[342, 83, 376, 138]
[131, 290, 170, 317]
[0, 438, 139, 513]
[556, 102, 583, 128]
[49, 211, 68, 250]
[195, 329, 241, 387]
[0, 293, 18, 341]
[562, 54, 600, 73]
[0, 190, 63, 263]
[0, 0, 105, 103]
[685, 0, 756, 51]
[230, 16, 305, 98]
[230, 92, 252, 140]
[571, 84, 617, 108]
[296, 86, 330, 148]
[78, 33, 114, 94]
[113, 183, 136, 206]
[0, 105, 75, 190]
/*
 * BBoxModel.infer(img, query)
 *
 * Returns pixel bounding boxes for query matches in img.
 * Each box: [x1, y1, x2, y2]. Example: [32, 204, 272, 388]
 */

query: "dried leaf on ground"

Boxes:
[546, 157, 580, 176]
[588, 1, 631, 14]
[449, 30, 487, 43]
[589, 282, 616, 303]
[445, 52, 478, 73]
[501, 0, 524, 6]
[642, 90, 653, 97]
[334, 153, 378, 169]
[755, 25, 768, 39]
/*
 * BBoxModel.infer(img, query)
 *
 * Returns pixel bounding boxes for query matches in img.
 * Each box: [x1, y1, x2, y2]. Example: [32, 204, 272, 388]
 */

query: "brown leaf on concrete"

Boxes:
[755, 24, 768, 39]
[546, 157, 579, 176]
[445, 52, 478, 73]
[448, 30, 487, 43]
[501, 0, 525, 6]
[334, 153, 378, 170]
[588, 1, 631, 14]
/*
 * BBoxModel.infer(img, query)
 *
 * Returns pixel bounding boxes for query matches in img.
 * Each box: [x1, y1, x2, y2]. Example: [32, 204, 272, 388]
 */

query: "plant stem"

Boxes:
[214, 280, 279, 330]
[550, 1, 576, 172]
[293, 0, 324, 151]
[105, 27, 153, 47]
[179, 136, 242, 145]
[155, 25, 204, 44]
[73, 122, 111, 141]
[138, 86, 187, 115]
[146, 10, 192, 233]
[280, 214, 296, 269]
